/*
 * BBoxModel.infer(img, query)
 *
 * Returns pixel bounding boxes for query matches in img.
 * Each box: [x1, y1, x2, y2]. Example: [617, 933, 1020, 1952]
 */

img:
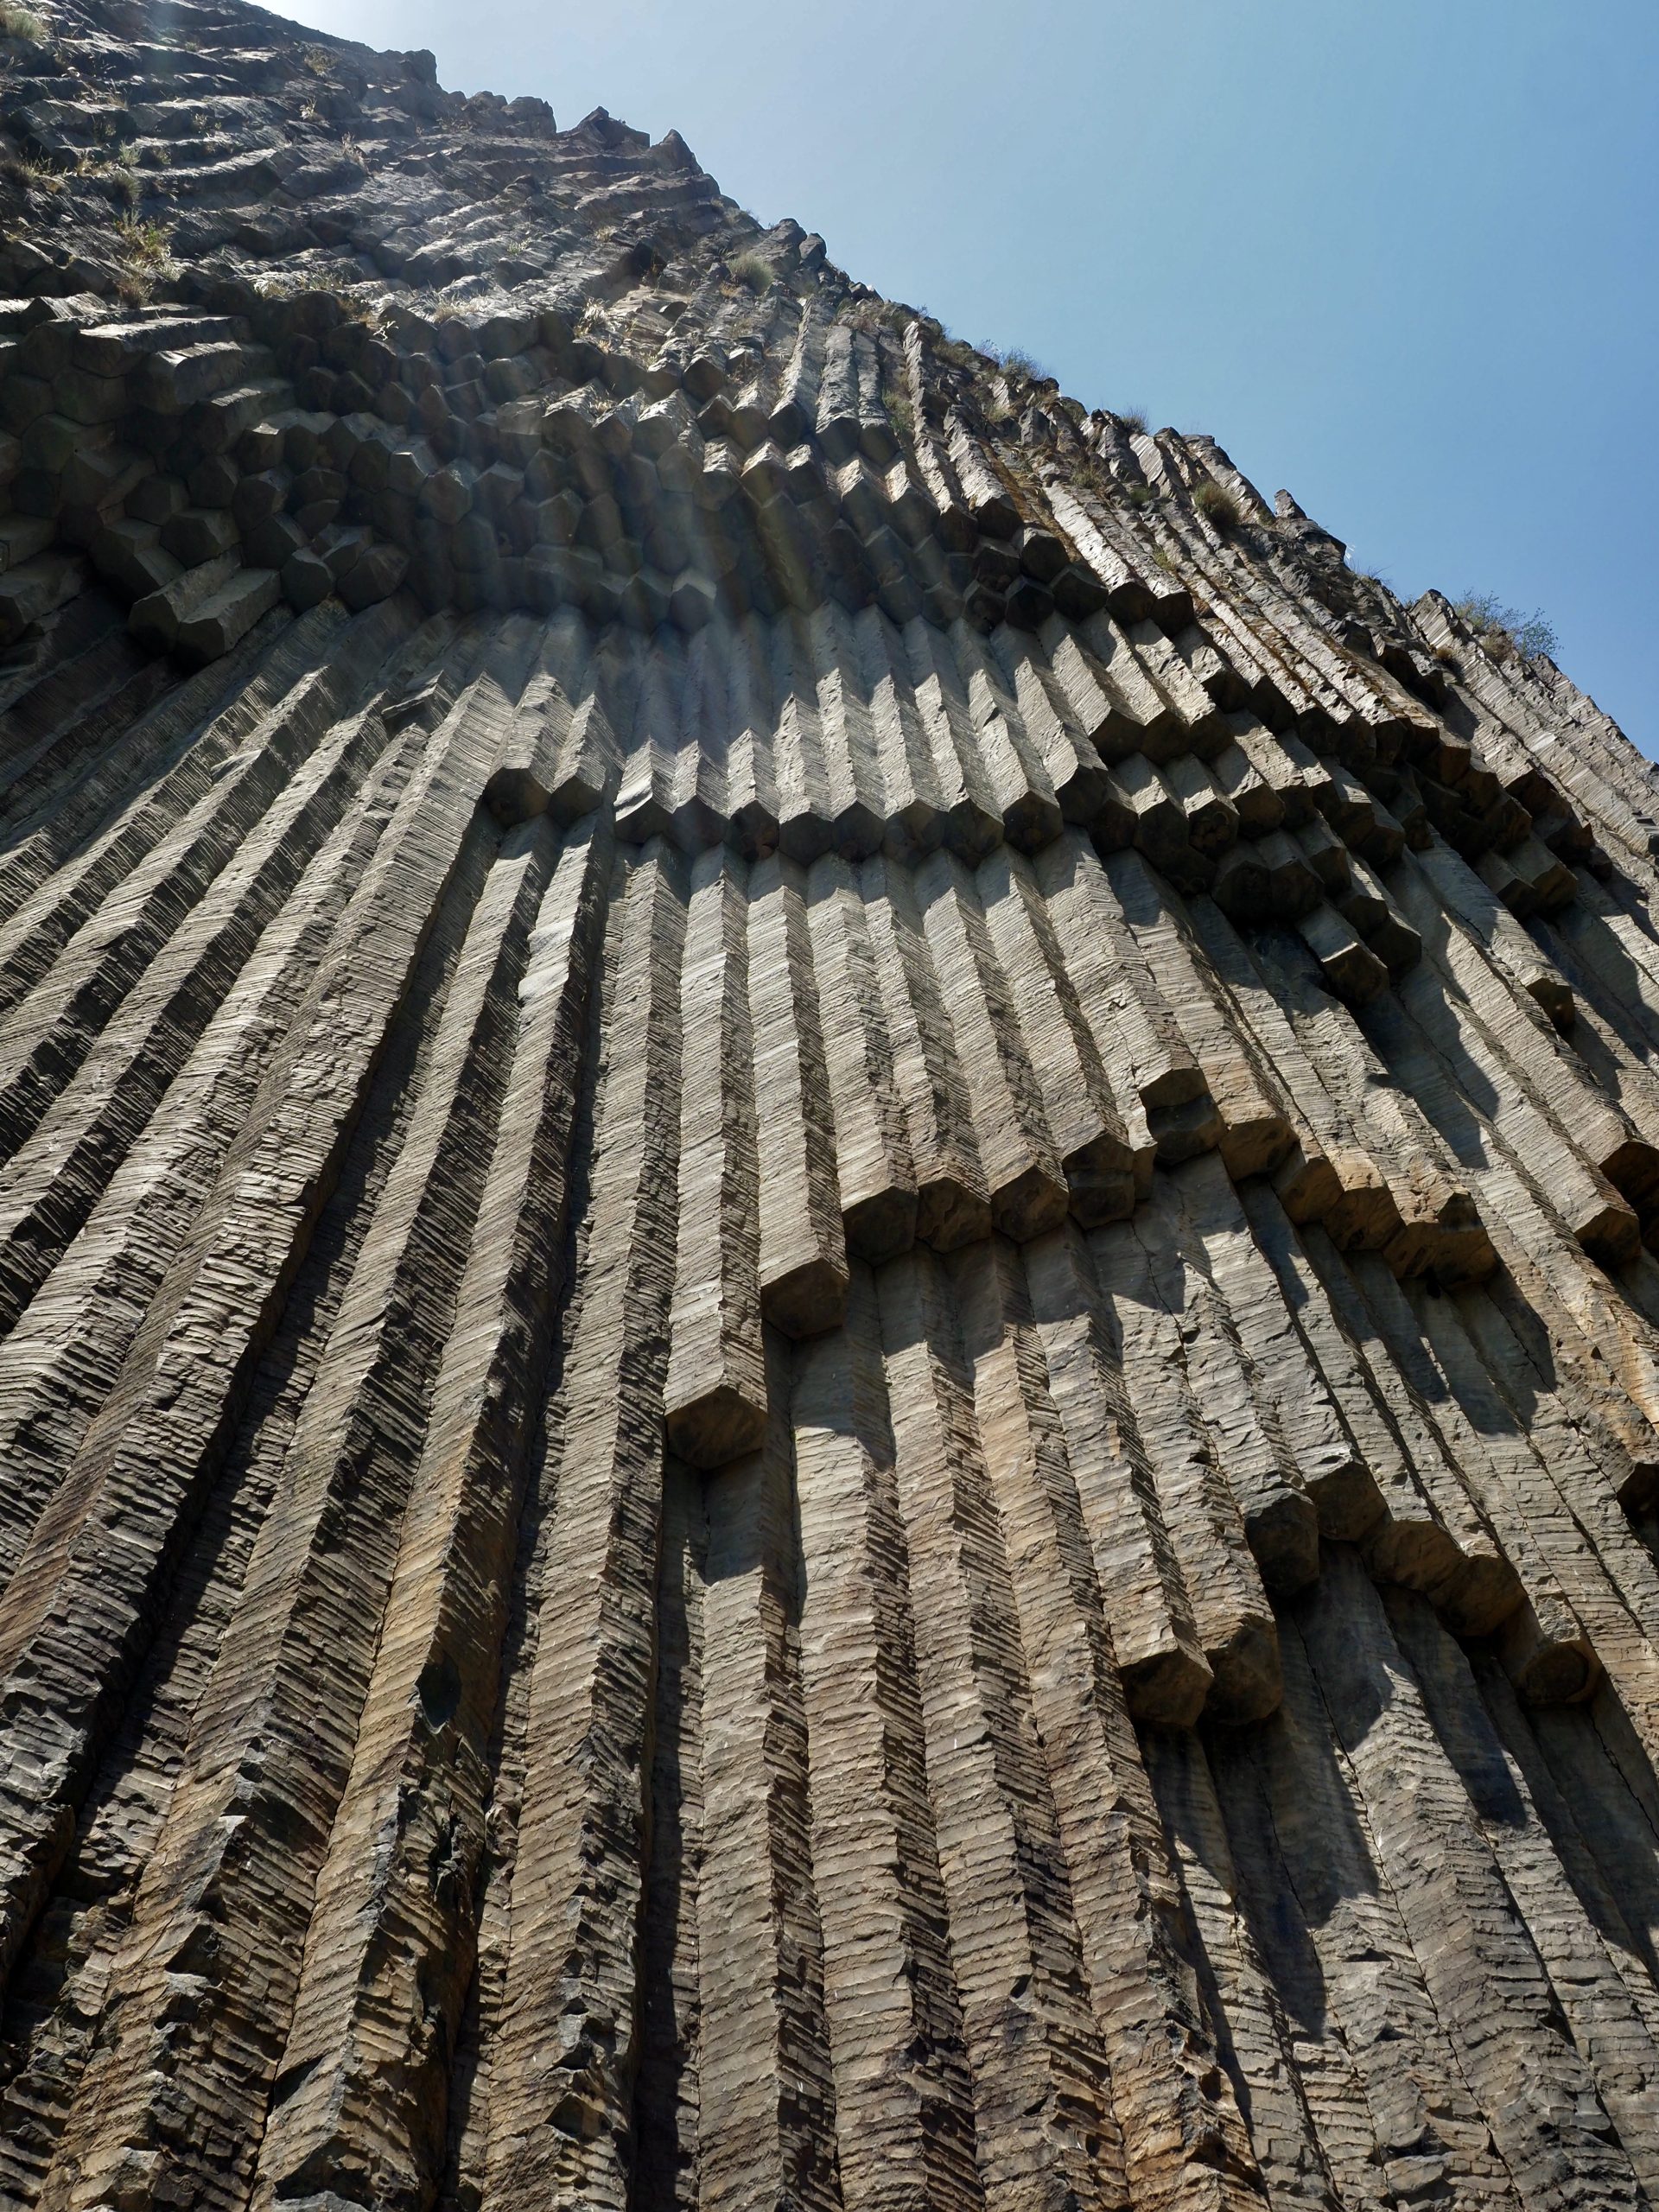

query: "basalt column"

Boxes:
[2, 3, 1659, 2207]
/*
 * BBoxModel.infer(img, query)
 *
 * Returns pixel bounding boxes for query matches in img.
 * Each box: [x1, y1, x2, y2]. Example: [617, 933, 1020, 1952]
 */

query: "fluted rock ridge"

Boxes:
[3, 3, 1659, 2207]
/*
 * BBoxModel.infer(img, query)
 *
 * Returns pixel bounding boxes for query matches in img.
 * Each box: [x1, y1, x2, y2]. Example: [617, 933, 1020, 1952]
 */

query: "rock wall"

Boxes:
[3, 3, 1659, 2207]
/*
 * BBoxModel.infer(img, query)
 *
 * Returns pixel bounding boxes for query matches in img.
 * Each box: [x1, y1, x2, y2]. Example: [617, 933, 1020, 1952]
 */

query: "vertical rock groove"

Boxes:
[1, 3, 1658, 2202]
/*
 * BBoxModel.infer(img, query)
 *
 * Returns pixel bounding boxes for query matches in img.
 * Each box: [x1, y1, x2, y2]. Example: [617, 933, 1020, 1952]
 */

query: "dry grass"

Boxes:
[11, 148, 65, 191]
[117, 214, 171, 265]
[114, 213, 174, 300]
[730, 250, 773, 296]
[998, 346, 1048, 382]
[977, 340, 1051, 385]
[1193, 480, 1241, 531]
[79, 149, 140, 204]
[886, 388, 915, 442]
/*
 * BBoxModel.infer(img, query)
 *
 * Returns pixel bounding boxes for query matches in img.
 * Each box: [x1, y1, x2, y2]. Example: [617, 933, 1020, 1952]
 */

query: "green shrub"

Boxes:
[1452, 591, 1557, 662]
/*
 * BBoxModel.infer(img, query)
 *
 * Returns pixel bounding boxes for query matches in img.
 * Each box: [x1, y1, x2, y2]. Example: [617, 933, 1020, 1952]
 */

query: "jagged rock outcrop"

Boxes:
[3, 3, 1659, 2207]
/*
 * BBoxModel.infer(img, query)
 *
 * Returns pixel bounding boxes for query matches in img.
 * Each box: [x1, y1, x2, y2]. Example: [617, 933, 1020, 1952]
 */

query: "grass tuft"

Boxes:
[999, 345, 1048, 382]
[11, 148, 64, 191]
[114, 214, 174, 297]
[0, 3, 46, 40]
[1193, 480, 1241, 531]
[1116, 405, 1148, 435]
[978, 340, 1051, 384]
[729, 250, 773, 296]
[79, 149, 141, 204]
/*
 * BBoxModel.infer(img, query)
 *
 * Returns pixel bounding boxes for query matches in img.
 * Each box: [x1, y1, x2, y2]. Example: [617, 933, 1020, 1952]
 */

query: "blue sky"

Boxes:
[276, 0, 1657, 751]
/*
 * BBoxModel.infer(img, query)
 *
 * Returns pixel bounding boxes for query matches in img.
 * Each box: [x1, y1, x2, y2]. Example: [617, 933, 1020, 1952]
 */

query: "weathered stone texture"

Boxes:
[2, 2, 1659, 2204]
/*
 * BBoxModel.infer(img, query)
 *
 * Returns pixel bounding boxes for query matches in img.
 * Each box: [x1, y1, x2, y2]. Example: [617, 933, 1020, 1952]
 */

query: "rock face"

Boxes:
[3, 3, 1659, 2208]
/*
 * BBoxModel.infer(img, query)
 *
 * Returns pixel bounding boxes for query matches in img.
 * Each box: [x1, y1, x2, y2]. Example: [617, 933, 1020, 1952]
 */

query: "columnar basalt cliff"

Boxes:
[2, 3, 1659, 2207]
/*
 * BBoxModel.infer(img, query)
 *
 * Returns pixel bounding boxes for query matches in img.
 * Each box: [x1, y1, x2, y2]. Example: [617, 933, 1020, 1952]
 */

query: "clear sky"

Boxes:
[273, 0, 1657, 751]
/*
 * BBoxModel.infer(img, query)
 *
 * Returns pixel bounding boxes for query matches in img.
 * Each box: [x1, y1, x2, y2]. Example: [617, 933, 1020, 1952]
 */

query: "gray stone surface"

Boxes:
[2, 2, 1659, 2206]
